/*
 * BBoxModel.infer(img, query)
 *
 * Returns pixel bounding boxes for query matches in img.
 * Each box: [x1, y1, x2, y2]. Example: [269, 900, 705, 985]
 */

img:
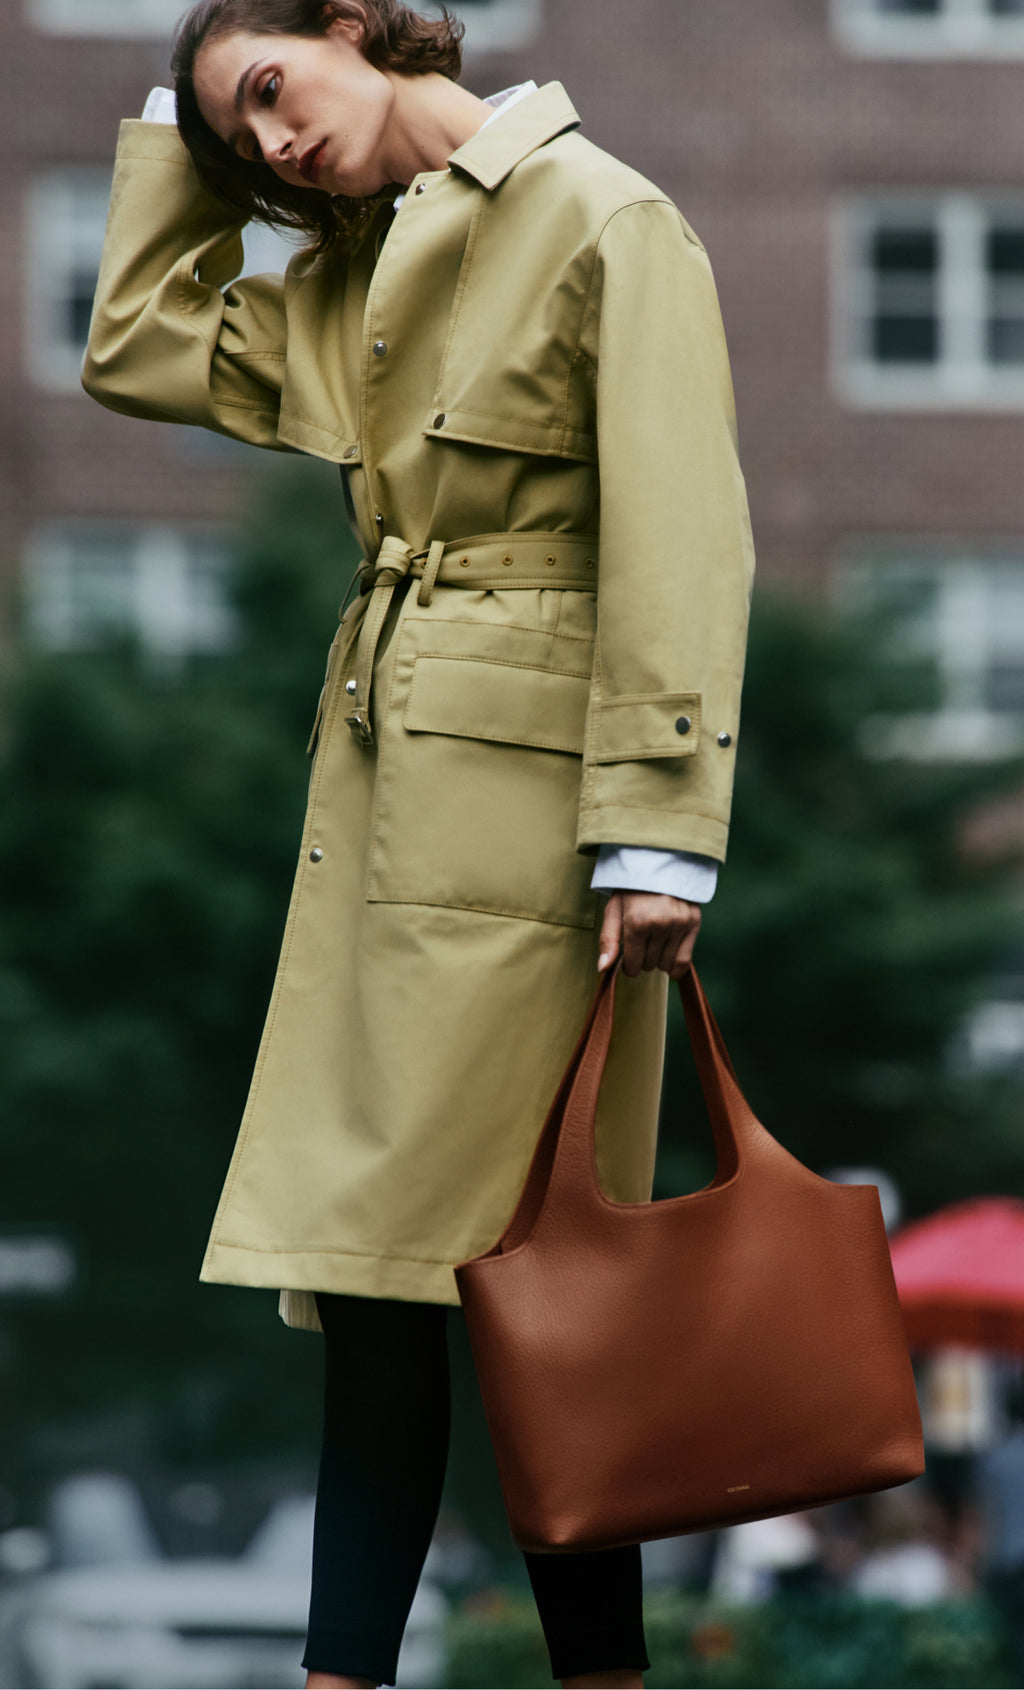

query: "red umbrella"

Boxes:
[890, 1196, 1024, 1352]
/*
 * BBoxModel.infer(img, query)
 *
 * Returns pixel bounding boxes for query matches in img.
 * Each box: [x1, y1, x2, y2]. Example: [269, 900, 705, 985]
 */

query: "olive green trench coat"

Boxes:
[83, 81, 756, 1330]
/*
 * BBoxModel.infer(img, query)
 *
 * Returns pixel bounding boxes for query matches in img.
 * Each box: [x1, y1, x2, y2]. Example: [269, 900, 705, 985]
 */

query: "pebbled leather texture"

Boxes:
[455, 961, 925, 1554]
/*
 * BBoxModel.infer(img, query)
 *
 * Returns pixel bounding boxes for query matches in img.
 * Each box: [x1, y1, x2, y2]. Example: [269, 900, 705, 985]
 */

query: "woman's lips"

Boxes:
[300, 140, 327, 185]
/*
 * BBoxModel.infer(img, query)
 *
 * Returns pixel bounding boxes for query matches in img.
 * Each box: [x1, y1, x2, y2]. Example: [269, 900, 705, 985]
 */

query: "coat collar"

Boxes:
[446, 81, 581, 192]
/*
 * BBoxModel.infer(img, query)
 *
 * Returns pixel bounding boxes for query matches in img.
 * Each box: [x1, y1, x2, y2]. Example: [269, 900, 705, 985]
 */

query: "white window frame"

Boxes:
[961, 996, 1024, 1069]
[832, 0, 1024, 58]
[22, 525, 237, 659]
[27, 168, 113, 392]
[29, 0, 185, 37]
[834, 543, 1024, 759]
[833, 192, 1024, 410]
[26, 168, 298, 394]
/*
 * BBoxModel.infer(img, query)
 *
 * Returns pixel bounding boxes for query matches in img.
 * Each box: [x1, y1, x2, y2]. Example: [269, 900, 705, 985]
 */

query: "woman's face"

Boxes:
[193, 20, 396, 198]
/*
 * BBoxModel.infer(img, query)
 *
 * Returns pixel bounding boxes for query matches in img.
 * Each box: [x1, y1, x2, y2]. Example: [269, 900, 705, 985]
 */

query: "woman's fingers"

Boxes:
[598, 892, 702, 977]
[616, 892, 701, 978]
[651, 923, 681, 976]
[597, 892, 624, 971]
[667, 907, 701, 979]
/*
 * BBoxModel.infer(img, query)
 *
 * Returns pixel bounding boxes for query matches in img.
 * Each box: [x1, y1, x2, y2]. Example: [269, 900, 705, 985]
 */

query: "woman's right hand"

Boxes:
[597, 890, 701, 980]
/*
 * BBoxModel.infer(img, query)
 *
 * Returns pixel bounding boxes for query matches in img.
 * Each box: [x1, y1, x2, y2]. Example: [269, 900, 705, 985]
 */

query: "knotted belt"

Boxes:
[341, 531, 599, 747]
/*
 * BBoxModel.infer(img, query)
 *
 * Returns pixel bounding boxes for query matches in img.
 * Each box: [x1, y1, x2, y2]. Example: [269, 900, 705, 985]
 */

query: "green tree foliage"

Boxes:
[659, 597, 1024, 1218]
[445, 1589, 1011, 1689]
[0, 458, 355, 1501]
[1, 457, 1022, 1507]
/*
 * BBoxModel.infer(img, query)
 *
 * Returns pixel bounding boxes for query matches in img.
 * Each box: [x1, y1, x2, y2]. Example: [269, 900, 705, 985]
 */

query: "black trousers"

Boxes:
[301, 1291, 649, 1686]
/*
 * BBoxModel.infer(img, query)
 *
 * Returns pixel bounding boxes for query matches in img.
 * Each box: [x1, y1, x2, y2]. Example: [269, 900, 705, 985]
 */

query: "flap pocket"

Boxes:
[421, 408, 597, 464]
[405, 655, 589, 755]
[591, 692, 703, 762]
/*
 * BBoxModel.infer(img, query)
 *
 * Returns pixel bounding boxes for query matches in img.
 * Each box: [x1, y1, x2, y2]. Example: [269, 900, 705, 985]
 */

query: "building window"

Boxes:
[835, 547, 1024, 757]
[26, 170, 299, 393]
[30, 0, 193, 37]
[834, 195, 1024, 408]
[833, 0, 1024, 56]
[22, 527, 237, 658]
[961, 997, 1024, 1070]
[28, 171, 112, 391]
[32, 0, 540, 44]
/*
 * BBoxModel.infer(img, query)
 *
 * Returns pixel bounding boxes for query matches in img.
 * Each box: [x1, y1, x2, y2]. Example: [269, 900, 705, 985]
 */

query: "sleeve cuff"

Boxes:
[590, 844, 719, 904]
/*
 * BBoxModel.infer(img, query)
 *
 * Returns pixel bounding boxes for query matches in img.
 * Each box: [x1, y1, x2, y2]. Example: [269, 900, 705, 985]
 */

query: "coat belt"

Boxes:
[342, 531, 599, 747]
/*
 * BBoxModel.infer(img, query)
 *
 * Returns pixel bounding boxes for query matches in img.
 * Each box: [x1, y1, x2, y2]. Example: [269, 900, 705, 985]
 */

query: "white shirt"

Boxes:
[141, 80, 720, 904]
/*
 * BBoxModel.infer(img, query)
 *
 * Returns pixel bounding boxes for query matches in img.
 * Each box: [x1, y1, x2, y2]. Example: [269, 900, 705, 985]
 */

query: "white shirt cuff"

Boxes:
[590, 845, 719, 904]
[142, 87, 177, 124]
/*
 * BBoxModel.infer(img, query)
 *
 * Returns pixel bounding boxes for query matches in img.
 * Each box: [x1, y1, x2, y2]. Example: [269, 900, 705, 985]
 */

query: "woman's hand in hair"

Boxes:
[597, 891, 701, 980]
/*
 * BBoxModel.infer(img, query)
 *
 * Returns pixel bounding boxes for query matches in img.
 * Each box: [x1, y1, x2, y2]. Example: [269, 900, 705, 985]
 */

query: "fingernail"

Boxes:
[598, 953, 611, 971]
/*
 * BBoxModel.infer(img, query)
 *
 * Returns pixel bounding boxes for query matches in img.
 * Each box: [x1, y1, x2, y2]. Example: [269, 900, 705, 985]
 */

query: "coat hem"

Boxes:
[200, 1241, 466, 1331]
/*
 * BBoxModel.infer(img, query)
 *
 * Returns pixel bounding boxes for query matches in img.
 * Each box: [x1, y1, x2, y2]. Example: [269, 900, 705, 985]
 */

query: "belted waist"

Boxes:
[343, 531, 599, 747]
[360, 531, 598, 597]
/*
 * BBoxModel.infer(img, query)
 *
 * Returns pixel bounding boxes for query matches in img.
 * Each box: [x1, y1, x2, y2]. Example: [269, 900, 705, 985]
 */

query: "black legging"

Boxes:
[301, 1291, 649, 1686]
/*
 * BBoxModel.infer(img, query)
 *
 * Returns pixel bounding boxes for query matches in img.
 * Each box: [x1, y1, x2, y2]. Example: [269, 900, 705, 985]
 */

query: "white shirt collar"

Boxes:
[392, 80, 539, 210]
[477, 80, 540, 127]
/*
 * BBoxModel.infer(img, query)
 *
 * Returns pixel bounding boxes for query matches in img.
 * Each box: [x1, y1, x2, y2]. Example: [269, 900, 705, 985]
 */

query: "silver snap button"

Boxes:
[717, 731, 732, 748]
[345, 679, 357, 695]
[373, 340, 388, 357]
[433, 413, 446, 428]
[375, 513, 384, 528]
[343, 443, 358, 459]
[309, 847, 324, 863]
[415, 182, 427, 195]
[675, 716, 692, 736]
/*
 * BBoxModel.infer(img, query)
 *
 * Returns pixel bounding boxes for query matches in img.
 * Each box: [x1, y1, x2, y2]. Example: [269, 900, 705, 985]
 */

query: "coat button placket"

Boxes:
[365, 246, 395, 550]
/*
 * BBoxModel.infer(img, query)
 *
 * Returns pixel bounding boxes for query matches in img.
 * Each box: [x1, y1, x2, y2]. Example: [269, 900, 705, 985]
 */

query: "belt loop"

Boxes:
[417, 539, 447, 608]
[344, 536, 414, 747]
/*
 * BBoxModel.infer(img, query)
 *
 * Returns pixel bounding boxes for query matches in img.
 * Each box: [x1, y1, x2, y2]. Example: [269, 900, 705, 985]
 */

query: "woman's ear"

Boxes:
[323, 2, 368, 49]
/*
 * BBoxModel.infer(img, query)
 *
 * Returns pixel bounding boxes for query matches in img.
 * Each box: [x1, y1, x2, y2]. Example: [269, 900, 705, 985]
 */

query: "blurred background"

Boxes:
[4, 0, 1024, 1684]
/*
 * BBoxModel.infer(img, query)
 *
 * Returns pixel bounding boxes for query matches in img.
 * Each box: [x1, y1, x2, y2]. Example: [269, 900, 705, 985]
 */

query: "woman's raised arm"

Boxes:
[82, 116, 292, 450]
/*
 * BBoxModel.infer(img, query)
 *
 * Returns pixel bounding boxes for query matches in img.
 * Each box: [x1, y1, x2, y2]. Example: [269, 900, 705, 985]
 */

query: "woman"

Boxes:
[83, 3, 755, 1684]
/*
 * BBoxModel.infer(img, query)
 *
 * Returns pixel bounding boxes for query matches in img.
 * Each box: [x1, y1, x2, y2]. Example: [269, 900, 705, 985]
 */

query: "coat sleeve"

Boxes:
[82, 120, 290, 450]
[576, 197, 756, 862]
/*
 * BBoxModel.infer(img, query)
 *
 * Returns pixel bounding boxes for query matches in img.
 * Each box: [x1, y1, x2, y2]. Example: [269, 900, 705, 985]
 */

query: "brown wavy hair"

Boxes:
[171, 0, 465, 253]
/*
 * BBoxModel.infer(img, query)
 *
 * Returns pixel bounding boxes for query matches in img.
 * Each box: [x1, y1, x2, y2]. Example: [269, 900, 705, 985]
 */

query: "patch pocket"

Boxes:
[367, 642, 598, 929]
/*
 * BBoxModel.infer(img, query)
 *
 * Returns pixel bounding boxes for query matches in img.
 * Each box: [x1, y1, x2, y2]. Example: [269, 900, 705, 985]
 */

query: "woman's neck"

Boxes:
[380, 70, 492, 185]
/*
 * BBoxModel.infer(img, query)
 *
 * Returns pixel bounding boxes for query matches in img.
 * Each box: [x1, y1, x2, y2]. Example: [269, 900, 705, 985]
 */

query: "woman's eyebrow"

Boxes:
[234, 59, 264, 112]
[226, 60, 264, 154]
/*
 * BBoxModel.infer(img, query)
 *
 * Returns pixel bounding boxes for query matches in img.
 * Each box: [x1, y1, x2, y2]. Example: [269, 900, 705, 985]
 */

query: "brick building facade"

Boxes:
[6, 0, 1024, 751]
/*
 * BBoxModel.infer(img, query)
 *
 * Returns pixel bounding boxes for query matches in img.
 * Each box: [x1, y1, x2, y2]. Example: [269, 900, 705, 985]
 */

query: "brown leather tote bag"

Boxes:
[455, 960, 924, 1554]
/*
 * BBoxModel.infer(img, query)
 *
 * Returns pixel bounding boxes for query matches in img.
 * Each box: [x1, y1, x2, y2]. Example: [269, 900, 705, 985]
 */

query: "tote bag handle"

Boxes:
[497, 960, 772, 1256]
